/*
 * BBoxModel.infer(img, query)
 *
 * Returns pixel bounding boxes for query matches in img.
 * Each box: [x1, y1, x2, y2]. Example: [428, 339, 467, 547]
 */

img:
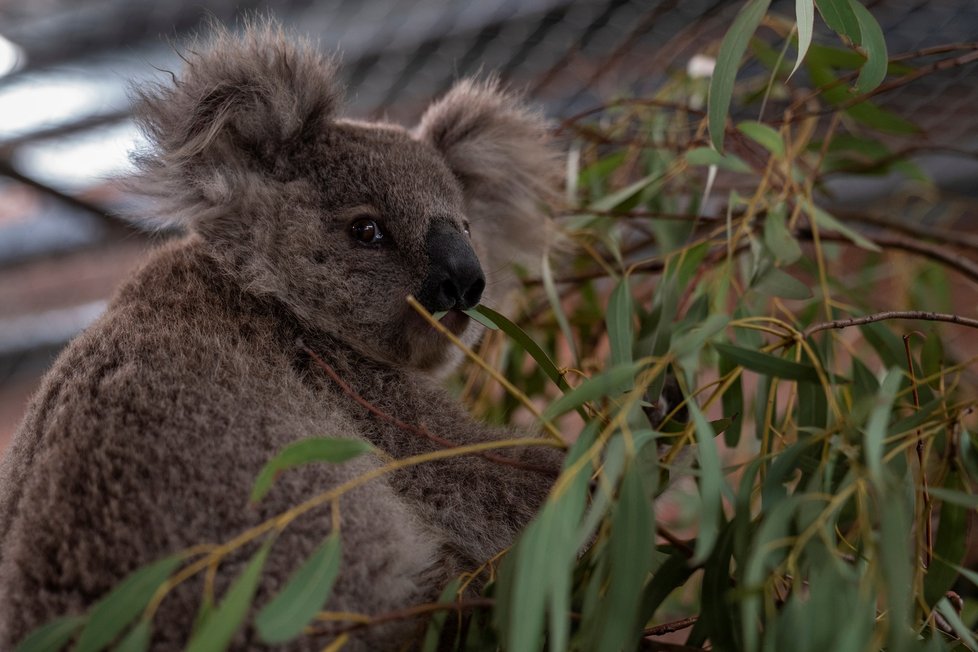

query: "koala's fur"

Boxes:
[0, 22, 562, 650]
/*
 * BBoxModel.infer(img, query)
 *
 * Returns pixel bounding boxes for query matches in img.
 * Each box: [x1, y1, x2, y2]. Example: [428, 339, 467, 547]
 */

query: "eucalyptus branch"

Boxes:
[299, 341, 559, 478]
[804, 311, 978, 338]
[308, 597, 495, 638]
[800, 230, 978, 284]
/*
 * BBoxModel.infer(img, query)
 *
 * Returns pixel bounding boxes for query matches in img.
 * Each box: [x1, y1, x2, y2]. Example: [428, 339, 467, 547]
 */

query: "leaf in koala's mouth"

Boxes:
[462, 307, 499, 330]
[432, 311, 448, 321]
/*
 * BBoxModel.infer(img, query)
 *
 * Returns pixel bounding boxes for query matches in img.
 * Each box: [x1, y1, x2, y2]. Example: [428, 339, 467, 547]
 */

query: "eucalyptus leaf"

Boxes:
[75, 556, 182, 652]
[256, 533, 342, 644]
[708, 0, 772, 151]
[251, 438, 374, 503]
[186, 538, 275, 652]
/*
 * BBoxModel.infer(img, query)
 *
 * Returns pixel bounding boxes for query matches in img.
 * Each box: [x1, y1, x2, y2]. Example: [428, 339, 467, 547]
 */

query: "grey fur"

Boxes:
[0, 20, 562, 651]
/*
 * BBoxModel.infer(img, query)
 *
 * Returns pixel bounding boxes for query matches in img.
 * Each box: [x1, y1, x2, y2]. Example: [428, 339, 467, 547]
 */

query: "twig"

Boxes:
[657, 525, 696, 559]
[800, 230, 978, 284]
[804, 311, 978, 338]
[308, 597, 495, 638]
[903, 333, 933, 570]
[644, 615, 699, 637]
[299, 341, 559, 478]
[833, 209, 978, 252]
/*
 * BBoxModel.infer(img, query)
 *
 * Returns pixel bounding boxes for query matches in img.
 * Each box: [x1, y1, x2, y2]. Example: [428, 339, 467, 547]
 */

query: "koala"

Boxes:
[0, 22, 563, 651]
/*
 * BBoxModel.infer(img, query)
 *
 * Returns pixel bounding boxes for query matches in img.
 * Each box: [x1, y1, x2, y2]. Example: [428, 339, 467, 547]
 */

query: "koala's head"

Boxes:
[131, 21, 560, 373]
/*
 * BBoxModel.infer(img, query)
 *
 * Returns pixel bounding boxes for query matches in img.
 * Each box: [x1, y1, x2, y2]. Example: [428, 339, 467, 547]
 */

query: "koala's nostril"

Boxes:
[461, 275, 485, 310]
[418, 221, 487, 313]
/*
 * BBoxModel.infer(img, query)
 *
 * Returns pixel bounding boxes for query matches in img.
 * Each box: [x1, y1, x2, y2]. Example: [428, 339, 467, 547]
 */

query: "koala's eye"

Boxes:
[462, 222, 471, 237]
[350, 218, 384, 245]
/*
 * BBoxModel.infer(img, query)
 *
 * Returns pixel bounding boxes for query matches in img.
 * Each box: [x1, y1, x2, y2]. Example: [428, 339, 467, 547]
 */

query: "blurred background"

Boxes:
[1, 0, 977, 453]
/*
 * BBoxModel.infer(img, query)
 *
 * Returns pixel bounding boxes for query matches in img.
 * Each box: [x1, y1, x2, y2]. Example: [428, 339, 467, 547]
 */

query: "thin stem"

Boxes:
[804, 311, 978, 338]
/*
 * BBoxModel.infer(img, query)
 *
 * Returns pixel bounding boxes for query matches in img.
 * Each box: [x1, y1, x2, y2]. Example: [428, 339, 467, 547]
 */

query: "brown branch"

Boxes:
[307, 597, 495, 638]
[833, 209, 978, 253]
[800, 230, 978, 284]
[804, 311, 978, 338]
[783, 45, 978, 123]
[903, 333, 933, 570]
[644, 615, 699, 637]
[657, 525, 696, 559]
[299, 341, 558, 478]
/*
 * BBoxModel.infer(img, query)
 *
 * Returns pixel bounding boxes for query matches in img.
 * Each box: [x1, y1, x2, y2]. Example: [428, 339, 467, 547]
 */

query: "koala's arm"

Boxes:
[363, 386, 564, 570]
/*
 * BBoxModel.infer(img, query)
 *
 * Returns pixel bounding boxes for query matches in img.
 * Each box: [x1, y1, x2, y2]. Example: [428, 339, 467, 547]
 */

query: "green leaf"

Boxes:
[708, 0, 772, 151]
[113, 620, 151, 652]
[806, 59, 918, 134]
[686, 147, 752, 172]
[864, 368, 901, 481]
[590, 462, 656, 652]
[496, 450, 589, 652]
[541, 253, 580, 364]
[75, 555, 182, 652]
[587, 172, 662, 212]
[672, 314, 730, 360]
[16, 615, 86, 652]
[689, 402, 723, 563]
[186, 537, 275, 652]
[752, 267, 813, 300]
[474, 304, 571, 394]
[927, 487, 978, 509]
[607, 279, 634, 371]
[737, 121, 785, 157]
[763, 204, 802, 264]
[714, 343, 821, 382]
[850, 0, 887, 93]
[791, 0, 815, 78]
[251, 438, 373, 503]
[804, 201, 881, 252]
[924, 473, 969, 607]
[540, 361, 644, 422]
[422, 578, 462, 652]
[816, 0, 861, 43]
[256, 532, 342, 644]
[936, 597, 978, 650]
[462, 307, 498, 330]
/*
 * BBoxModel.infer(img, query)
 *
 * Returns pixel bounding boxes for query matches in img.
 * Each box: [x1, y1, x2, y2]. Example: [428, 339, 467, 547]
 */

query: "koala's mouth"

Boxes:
[436, 309, 471, 335]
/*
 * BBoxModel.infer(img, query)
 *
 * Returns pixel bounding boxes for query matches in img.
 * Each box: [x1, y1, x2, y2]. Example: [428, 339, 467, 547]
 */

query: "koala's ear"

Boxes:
[415, 79, 561, 280]
[129, 19, 341, 230]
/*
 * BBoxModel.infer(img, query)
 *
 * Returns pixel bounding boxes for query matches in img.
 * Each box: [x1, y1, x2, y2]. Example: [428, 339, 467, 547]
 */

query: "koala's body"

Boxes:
[0, 23, 562, 650]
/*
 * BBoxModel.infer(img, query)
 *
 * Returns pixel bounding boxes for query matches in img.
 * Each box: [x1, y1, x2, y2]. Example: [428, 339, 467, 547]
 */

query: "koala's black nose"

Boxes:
[417, 221, 485, 313]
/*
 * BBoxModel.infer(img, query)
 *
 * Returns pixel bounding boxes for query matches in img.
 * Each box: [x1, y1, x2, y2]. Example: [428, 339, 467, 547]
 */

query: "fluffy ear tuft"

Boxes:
[415, 79, 562, 296]
[128, 18, 341, 230]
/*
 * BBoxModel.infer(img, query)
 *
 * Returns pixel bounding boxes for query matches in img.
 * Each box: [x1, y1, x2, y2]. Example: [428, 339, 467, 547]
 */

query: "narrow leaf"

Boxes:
[708, 0, 772, 151]
[607, 279, 634, 369]
[113, 621, 151, 652]
[936, 598, 978, 650]
[422, 578, 462, 652]
[791, 0, 815, 77]
[75, 555, 182, 652]
[805, 201, 881, 252]
[751, 267, 813, 300]
[186, 538, 275, 652]
[850, 0, 887, 92]
[256, 532, 342, 644]
[714, 342, 821, 382]
[686, 147, 752, 172]
[251, 438, 373, 503]
[763, 204, 802, 264]
[587, 172, 662, 212]
[864, 368, 901, 481]
[16, 615, 86, 652]
[541, 361, 644, 422]
[462, 307, 498, 330]
[689, 402, 723, 563]
[474, 304, 570, 393]
[816, 0, 861, 43]
[737, 120, 785, 157]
